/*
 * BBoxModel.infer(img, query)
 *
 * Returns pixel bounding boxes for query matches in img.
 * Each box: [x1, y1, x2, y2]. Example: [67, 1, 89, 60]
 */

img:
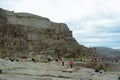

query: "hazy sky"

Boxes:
[0, 0, 120, 49]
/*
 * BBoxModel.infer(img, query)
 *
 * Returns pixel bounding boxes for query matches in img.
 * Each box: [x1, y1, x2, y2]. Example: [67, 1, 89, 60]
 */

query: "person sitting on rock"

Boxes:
[9, 57, 14, 62]
[95, 68, 99, 72]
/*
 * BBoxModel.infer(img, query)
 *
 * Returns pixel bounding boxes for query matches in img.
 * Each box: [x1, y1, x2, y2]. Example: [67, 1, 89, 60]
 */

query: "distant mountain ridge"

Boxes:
[116, 49, 120, 51]
[96, 47, 120, 54]
[94, 47, 120, 60]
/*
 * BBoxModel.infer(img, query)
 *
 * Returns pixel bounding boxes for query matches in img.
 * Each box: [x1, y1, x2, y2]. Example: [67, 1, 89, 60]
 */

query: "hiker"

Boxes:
[0, 70, 2, 74]
[21, 55, 27, 59]
[9, 57, 14, 62]
[61, 58, 65, 66]
[32, 58, 36, 63]
[48, 58, 51, 64]
[99, 69, 104, 74]
[55, 58, 58, 62]
[118, 76, 120, 80]
[95, 68, 99, 72]
[21, 55, 27, 61]
[115, 59, 118, 63]
[69, 60, 74, 68]
[16, 59, 19, 62]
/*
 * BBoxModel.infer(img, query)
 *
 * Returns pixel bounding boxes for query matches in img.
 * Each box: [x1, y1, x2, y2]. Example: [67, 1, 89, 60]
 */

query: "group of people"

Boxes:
[48, 58, 74, 68]
[95, 68, 105, 74]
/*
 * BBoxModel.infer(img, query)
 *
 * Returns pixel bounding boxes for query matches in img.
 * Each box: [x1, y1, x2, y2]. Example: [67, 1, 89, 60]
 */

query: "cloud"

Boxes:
[0, 0, 97, 22]
[0, 0, 120, 49]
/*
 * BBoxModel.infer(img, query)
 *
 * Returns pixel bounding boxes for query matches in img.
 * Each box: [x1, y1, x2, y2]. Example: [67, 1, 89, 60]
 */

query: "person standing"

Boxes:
[55, 58, 58, 62]
[61, 58, 65, 66]
[48, 58, 51, 64]
[0, 70, 2, 74]
[69, 60, 74, 68]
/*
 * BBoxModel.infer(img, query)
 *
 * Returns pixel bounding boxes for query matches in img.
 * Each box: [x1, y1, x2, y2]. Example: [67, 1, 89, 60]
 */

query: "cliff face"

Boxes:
[0, 8, 81, 59]
[0, 8, 28, 57]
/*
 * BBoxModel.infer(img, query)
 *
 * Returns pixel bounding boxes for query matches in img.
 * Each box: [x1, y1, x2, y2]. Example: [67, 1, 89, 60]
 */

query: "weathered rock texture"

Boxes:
[0, 8, 96, 60]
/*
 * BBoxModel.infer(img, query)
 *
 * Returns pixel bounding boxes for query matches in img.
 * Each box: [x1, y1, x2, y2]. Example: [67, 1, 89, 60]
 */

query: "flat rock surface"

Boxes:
[0, 59, 120, 80]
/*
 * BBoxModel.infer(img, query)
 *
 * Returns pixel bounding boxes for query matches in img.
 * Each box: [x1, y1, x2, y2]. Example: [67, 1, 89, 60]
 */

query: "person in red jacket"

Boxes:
[61, 58, 65, 66]
[69, 60, 74, 68]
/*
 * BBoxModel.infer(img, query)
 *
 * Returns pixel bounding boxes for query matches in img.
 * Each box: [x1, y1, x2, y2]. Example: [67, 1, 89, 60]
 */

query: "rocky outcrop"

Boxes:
[0, 8, 96, 60]
[0, 8, 28, 58]
[0, 8, 79, 59]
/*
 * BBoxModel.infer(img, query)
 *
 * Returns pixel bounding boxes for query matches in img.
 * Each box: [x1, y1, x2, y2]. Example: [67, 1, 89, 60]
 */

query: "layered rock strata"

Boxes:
[0, 8, 81, 59]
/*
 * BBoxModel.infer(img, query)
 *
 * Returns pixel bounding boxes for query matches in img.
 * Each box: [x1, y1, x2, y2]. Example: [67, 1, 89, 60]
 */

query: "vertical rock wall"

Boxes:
[0, 8, 28, 57]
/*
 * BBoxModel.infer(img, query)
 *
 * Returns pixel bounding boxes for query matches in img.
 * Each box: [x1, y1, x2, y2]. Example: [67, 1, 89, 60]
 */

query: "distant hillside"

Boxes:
[116, 49, 120, 51]
[95, 47, 120, 61]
